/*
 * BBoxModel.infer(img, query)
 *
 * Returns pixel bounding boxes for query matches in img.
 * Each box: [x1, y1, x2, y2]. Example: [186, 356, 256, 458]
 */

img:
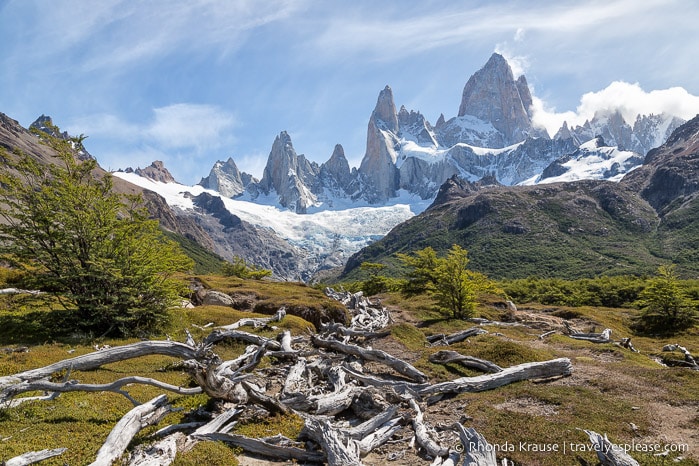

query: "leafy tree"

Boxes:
[398, 245, 495, 318]
[0, 140, 193, 337]
[396, 246, 438, 296]
[634, 265, 697, 333]
[221, 256, 272, 280]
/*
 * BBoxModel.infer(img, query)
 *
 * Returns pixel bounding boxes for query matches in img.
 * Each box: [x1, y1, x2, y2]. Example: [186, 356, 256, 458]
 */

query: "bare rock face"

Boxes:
[358, 86, 401, 203]
[320, 144, 354, 195]
[256, 131, 322, 214]
[457, 53, 542, 146]
[199, 157, 256, 198]
[132, 161, 176, 183]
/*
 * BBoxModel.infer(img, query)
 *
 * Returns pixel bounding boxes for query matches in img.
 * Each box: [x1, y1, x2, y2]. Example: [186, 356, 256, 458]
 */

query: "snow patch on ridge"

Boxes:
[114, 171, 427, 263]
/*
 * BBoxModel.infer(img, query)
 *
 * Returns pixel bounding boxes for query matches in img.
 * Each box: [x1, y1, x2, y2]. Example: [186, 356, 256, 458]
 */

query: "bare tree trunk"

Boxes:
[583, 430, 639, 466]
[4, 448, 67, 466]
[419, 358, 572, 397]
[312, 334, 428, 383]
[89, 395, 170, 466]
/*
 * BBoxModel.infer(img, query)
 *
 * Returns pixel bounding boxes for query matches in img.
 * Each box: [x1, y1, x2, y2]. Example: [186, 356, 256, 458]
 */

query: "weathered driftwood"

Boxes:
[0, 341, 199, 388]
[662, 344, 698, 369]
[1, 376, 202, 407]
[127, 432, 183, 466]
[427, 327, 488, 346]
[409, 398, 449, 458]
[312, 334, 428, 383]
[302, 417, 362, 465]
[203, 329, 281, 350]
[583, 430, 639, 466]
[4, 448, 67, 466]
[453, 423, 498, 466]
[217, 307, 286, 330]
[568, 328, 612, 343]
[419, 358, 573, 397]
[197, 432, 325, 463]
[89, 394, 170, 466]
[429, 350, 503, 373]
[321, 322, 391, 341]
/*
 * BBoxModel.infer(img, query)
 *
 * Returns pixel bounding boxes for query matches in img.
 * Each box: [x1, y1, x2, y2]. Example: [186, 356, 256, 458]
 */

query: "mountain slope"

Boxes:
[341, 115, 699, 280]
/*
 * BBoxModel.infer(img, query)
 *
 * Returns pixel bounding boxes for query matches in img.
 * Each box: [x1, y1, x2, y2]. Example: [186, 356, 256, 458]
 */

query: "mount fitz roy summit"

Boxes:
[197, 53, 685, 214]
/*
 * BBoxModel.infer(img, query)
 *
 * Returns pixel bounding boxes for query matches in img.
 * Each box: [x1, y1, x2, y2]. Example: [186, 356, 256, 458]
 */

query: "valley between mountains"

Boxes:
[0, 51, 698, 466]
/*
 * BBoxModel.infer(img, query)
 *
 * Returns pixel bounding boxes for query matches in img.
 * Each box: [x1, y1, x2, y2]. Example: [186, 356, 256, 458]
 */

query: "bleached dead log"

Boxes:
[243, 380, 290, 415]
[453, 423, 497, 466]
[203, 329, 281, 350]
[346, 405, 400, 438]
[89, 394, 170, 466]
[429, 350, 503, 373]
[568, 328, 612, 343]
[618, 338, 639, 353]
[182, 359, 250, 402]
[341, 364, 424, 395]
[302, 417, 362, 465]
[0, 288, 42, 295]
[662, 344, 698, 369]
[4, 448, 67, 466]
[0, 341, 199, 388]
[356, 416, 403, 455]
[197, 432, 325, 463]
[127, 432, 183, 466]
[321, 322, 391, 341]
[282, 358, 308, 396]
[311, 334, 428, 383]
[427, 327, 488, 346]
[583, 430, 639, 466]
[216, 307, 286, 330]
[1, 375, 202, 407]
[409, 398, 449, 459]
[418, 358, 573, 397]
[279, 330, 294, 352]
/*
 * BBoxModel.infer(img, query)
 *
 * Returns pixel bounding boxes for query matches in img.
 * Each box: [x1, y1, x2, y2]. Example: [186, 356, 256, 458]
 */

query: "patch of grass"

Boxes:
[233, 412, 304, 439]
[171, 441, 239, 466]
[391, 323, 427, 351]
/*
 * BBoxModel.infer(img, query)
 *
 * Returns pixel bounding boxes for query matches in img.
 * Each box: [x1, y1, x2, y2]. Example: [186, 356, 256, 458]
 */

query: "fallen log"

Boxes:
[565, 324, 613, 343]
[662, 344, 698, 369]
[203, 329, 281, 350]
[1, 375, 202, 407]
[127, 432, 183, 466]
[426, 327, 488, 346]
[320, 322, 391, 341]
[453, 423, 498, 466]
[429, 350, 503, 373]
[197, 432, 325, 463]
[89, 394, 170, 466]
[418, 358, 573, 397]
[302, 417, 362, 466]
[409, 398, 449, 458]
[583, 430, 639, 466]
[4, 448, 67, 466]
[217, 307, 286, 330]
[0, 341, 199, 388]
[311, 334, 428, 383]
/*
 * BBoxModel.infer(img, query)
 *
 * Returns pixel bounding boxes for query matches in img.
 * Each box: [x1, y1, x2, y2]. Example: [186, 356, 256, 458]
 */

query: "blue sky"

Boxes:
[2, 0, 699, 185]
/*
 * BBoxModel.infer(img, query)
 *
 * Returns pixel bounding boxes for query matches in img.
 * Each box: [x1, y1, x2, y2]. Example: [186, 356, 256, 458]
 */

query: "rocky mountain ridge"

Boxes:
[341, 114, 699, 280]
[197, 53, 686, 213]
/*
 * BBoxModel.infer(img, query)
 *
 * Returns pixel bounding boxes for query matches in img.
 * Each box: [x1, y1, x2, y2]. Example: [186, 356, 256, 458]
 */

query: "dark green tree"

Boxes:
[634, 265, 697, 333]
[398, 244, 495, 318]
[220, 256, 272, 280]
[0, 140, 193, 337]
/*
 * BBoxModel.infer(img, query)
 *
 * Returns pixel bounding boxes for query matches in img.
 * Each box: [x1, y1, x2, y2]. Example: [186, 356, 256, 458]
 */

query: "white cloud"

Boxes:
[147, 104, 237, 150]
[494, 44, 528, 78]
[531, 82, 699, 135]
[66, 104, 238, 184]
